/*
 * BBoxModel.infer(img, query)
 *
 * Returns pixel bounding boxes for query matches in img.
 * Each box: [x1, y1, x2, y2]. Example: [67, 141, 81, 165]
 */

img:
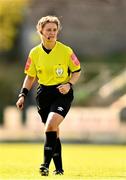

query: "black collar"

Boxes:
[42, 44, 52, 54]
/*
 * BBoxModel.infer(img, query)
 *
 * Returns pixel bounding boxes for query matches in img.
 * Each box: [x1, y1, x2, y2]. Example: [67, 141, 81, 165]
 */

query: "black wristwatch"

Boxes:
[67, 82, 73, 88]
[18, 88, 29, 99]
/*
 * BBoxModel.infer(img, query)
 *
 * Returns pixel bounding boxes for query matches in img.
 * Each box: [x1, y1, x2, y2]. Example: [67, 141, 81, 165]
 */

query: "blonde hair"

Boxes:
[36, 15, 62, 34]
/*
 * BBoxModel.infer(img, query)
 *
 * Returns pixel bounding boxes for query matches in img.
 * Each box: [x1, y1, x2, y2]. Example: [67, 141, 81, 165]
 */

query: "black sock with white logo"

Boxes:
[44, 131, 57, 168]
[53, 138, 63, 171]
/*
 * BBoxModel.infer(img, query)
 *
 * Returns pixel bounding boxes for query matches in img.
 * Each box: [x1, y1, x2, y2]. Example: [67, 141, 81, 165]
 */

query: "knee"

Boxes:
[45, 121, 57, 132]
[45, 125, 55, 132]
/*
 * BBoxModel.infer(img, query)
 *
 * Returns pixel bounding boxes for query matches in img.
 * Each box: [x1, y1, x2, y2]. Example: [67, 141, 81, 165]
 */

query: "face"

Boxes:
[41, 22, 58, 41]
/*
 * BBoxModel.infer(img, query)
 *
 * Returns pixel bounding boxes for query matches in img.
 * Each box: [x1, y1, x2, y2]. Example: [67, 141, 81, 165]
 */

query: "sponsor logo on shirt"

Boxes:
[37, 69, 42, 74]
[71, 53, 80, 66]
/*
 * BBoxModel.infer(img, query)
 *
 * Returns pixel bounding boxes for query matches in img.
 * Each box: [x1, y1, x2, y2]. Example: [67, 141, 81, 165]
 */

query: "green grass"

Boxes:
[0, 144, 126, 180]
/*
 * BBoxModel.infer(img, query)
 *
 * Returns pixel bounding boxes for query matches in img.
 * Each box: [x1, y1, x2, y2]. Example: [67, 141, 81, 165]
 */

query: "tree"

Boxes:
[0, 0, 29, 52]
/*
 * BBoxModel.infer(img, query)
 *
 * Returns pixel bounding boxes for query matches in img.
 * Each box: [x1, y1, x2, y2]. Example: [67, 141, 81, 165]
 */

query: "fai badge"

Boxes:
[56, 67, 64, 77]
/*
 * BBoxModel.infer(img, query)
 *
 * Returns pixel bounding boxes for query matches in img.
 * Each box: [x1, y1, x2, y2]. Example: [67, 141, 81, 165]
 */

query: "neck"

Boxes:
[42, 40, 56, 49]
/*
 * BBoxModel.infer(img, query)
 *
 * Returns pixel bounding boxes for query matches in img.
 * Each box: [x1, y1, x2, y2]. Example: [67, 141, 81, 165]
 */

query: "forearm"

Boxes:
[18, 75, 35, 98]
[17, 75, 35, 110]
[22, 75, 36, 91]
[69, 71, 81, 85]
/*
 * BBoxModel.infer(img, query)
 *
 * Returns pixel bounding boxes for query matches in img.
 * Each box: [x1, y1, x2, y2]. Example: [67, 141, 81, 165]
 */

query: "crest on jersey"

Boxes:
[56, 67, 64, 77]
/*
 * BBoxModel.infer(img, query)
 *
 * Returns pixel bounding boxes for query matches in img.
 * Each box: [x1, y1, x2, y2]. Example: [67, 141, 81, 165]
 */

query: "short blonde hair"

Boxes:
[36, 15, 62, 34]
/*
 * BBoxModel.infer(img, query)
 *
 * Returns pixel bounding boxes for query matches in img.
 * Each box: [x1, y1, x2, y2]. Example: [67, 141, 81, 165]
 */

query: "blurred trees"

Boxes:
[0, 0, 29, 52]
[0, 0, 29, 123]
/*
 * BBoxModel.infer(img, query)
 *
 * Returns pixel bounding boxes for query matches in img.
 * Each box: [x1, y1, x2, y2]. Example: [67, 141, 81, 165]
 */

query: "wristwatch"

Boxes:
[67, 82, 73, 88]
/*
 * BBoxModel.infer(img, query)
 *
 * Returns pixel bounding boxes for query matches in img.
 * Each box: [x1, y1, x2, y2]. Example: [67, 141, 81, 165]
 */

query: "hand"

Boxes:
[57, 83, 71, 94]
[16, 96, 25, 110]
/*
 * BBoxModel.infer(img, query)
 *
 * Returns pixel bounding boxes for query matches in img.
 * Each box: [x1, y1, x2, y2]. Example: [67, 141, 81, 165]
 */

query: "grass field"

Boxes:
[0, 143, 126, 180]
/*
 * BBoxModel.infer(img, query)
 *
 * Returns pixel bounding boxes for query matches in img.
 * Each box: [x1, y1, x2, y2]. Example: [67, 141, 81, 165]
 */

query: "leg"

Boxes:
[53, 127, 64, 175]
[45, 112, 64, 132]
[39, 88, 74, 176]
[40, 112, 64, 176]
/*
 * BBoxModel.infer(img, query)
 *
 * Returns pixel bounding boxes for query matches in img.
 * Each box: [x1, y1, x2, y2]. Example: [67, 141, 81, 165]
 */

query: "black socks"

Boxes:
[43, 132, 63, 171]
[53, 138, 63, 171]
[44, 131, 57, 168]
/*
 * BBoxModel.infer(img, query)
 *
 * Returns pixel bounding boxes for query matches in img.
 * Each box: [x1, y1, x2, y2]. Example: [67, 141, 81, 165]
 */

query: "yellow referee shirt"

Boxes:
[25, 41, 81, 85]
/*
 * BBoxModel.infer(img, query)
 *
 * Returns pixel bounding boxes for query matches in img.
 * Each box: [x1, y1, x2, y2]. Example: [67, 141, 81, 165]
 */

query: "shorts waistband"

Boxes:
[39, 84, 61, 88]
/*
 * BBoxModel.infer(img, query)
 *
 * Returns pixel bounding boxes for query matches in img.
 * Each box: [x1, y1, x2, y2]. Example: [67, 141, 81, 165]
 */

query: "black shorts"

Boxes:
[36, 84, 74, 123]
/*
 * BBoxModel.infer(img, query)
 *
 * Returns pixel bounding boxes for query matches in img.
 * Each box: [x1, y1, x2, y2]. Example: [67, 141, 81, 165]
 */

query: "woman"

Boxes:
[16, 15, 81, 176]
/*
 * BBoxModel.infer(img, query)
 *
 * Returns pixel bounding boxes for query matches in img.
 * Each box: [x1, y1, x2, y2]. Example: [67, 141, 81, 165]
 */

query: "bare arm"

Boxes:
[57, 71, 81, 94]
[16, 75, 36, 110]
[68, 71, 81, 85]
[22, 75, 35, 90]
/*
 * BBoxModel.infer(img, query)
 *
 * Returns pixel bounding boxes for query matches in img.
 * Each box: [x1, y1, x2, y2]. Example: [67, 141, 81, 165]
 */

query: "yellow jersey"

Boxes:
[24, 41, 81, 85]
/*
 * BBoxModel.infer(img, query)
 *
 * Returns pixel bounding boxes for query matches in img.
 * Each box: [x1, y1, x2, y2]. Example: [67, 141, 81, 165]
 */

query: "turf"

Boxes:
[0, 143, 126, 180]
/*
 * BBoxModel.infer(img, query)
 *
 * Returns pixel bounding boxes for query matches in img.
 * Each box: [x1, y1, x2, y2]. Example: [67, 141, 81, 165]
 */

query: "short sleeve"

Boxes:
[68, 47, 81, 73]
[24, 49, 36, 77]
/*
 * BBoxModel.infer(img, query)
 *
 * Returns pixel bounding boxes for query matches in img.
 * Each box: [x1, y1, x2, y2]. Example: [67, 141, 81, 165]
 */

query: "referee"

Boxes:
[16, 15, 81, 176]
